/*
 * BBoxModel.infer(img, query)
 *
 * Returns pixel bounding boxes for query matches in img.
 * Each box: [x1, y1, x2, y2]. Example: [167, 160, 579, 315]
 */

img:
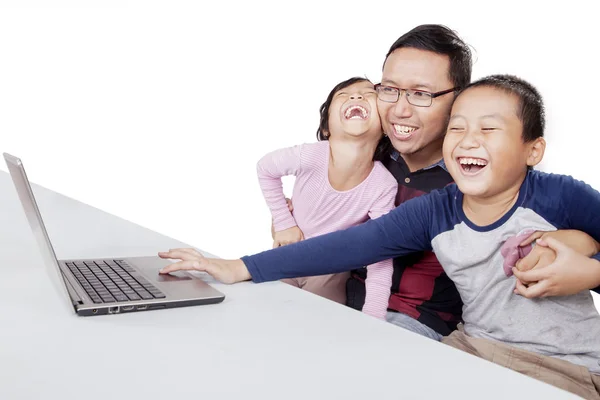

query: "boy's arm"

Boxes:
[256, 145, 302, 232]
[157, 191, 441, 285]
[561, 180, 600, 293]
[514, 177, 600, 297]
[242, 192, 435, 284]
[559, 178, 600, 290]
[363, 181, 398, 319]
[560, 177, 600, 256]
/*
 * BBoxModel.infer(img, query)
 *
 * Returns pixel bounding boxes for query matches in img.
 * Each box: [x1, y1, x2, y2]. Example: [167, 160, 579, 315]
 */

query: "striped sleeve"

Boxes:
[362, 174, 398, 319]
[256, 145, 303, 232]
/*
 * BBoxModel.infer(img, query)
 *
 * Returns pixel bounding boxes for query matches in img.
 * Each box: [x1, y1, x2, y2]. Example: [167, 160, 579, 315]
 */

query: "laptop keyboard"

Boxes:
[66, 259, 166, 304]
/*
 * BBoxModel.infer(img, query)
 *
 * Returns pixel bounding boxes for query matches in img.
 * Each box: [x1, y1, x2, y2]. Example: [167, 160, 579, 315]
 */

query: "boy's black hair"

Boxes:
[457, 74, 545, 142]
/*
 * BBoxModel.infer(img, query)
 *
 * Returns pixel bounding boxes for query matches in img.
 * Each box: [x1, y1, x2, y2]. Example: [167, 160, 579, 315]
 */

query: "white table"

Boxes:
[0, 171, 577, 399]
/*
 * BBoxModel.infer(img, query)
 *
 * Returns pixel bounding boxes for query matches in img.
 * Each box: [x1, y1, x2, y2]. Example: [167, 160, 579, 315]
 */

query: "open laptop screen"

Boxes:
[3, 153, 74, 308]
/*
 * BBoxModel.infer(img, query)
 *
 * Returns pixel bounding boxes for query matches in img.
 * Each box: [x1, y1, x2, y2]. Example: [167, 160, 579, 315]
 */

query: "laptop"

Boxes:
[3, 152, 225, 316]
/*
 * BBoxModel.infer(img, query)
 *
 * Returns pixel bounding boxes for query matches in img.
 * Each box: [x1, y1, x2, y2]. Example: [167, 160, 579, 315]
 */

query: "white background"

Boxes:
[1, 0, 599, 305]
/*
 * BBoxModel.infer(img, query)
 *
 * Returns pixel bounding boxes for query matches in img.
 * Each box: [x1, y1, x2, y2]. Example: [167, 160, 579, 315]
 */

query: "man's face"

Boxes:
[377, 47, 456, 157]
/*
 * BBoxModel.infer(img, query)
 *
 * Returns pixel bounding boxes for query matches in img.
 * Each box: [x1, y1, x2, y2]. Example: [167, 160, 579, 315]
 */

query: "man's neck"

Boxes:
[401, 137, 444, 172]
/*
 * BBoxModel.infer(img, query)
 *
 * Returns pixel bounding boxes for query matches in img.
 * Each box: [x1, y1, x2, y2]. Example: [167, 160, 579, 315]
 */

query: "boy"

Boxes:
[159, 75, 600, 398]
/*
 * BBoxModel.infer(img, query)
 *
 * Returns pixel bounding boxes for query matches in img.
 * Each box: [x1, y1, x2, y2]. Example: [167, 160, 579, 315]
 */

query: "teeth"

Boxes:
[344, 105, 367, 119]
[459, 157, 488, 166]
[394, 124, 416, 134]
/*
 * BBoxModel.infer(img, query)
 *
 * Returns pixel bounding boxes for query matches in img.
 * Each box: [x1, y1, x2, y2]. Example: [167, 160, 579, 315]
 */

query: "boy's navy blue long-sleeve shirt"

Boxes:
[242, 170, 600, 373]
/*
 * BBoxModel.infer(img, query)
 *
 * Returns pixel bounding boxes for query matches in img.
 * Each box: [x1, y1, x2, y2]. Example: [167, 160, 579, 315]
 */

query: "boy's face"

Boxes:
[443, 86, 542, 198]
[377, 47, 455, 157]
[327, 81, 382, 140]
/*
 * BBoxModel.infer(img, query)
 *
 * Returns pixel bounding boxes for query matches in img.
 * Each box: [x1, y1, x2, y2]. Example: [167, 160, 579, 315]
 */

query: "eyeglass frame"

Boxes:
[373, 83, 459, 107]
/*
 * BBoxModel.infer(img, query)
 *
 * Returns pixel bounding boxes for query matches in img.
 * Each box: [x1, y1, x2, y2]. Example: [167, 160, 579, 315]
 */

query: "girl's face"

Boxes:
[327, 81, 382, 141]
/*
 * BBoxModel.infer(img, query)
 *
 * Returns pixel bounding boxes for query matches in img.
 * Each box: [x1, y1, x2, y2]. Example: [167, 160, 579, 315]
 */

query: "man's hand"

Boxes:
[516, 229, 600, 273]
[513, 236, 600, 298]
[514, 232, 557, 274]
[271, 198, 294, 239]
[158, 248, 251, 284]
[273, 225, 304, 248]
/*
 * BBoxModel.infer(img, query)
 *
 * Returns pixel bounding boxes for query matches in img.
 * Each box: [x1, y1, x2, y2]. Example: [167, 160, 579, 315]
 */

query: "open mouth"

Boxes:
[458, 157, 488, 175]
[393, 124, 418, 138]
[344, 105, 369, 120]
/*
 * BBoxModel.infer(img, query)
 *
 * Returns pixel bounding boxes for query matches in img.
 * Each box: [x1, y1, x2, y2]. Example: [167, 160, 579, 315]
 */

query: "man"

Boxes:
[269, 25, 468, 340]
[344, 24, 471, 340]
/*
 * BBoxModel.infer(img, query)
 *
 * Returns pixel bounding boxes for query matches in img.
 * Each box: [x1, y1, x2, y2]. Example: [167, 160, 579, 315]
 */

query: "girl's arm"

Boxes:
[256, 145, 303, 233]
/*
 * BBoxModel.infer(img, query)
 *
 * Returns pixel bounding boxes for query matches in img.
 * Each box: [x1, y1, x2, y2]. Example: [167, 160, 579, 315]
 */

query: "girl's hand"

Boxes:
[273, 226, 304, 248]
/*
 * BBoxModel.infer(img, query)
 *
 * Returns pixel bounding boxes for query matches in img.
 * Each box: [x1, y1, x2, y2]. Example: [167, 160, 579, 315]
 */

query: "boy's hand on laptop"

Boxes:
[273, 225, 304, 248]
[158, 248, 251, 284]
[512, 236, 600, 298]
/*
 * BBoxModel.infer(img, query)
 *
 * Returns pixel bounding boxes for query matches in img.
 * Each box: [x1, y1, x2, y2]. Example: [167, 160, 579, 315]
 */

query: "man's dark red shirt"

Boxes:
[346, 151, 463, 336]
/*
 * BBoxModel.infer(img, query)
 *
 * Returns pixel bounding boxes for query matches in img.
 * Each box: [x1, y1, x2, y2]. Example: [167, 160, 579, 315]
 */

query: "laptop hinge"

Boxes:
[61, 269, 84, 306]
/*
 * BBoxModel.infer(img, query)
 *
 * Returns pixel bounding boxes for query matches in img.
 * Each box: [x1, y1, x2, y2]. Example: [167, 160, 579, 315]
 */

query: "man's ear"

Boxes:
[526, 137, 546, 167]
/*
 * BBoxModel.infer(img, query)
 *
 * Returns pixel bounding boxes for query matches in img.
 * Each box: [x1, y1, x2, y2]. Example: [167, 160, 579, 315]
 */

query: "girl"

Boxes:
[255, 77, 397, 319]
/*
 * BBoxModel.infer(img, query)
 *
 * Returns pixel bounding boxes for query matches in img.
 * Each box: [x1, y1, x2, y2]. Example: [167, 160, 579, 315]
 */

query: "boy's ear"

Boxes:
[526, 137, 546, 167]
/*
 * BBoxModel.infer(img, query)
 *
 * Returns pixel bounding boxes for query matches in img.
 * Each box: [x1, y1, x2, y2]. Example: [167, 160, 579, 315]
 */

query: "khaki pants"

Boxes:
[281, 272, 350, 305]
[442, 328, 600, 399]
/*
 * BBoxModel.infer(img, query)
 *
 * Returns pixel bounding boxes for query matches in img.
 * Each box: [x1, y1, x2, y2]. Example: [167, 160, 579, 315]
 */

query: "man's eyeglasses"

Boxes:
[374, 84, 458, 107]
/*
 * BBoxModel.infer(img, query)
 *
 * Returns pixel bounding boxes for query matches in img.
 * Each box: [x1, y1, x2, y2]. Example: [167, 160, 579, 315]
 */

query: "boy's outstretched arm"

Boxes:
[158, 248, 251, 284]
[159, 194, 435, 284]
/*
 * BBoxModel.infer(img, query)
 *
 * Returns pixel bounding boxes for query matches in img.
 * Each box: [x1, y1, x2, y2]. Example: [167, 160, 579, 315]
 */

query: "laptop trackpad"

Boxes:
[156, 271, 192, 282]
